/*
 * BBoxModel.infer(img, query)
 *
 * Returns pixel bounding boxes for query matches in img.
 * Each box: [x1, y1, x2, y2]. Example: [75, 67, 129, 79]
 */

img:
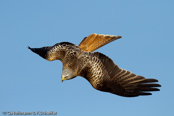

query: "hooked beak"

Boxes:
[62, 77, 66, 82]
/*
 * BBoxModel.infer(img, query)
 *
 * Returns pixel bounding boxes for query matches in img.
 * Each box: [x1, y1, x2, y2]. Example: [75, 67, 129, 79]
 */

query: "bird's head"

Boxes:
[61, 68, 76, 82]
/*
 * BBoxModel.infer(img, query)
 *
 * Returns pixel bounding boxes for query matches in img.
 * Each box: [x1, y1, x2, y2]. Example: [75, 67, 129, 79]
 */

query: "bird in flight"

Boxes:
[28, 33, 161, 97]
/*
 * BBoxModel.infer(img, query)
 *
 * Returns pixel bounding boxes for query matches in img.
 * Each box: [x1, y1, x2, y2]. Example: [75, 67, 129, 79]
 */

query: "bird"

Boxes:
[28, 33, 161, 97]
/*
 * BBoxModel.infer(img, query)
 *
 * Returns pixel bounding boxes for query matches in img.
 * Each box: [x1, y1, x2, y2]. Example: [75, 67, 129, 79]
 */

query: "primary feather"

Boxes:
[80, 52, 161, 97]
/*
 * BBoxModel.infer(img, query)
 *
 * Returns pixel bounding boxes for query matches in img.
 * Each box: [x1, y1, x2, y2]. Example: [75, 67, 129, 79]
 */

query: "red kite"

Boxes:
[28, 33, 161, 97]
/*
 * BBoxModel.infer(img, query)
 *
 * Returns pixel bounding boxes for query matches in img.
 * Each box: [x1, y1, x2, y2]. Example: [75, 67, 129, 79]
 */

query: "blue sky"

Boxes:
[0, 0, 173, 116]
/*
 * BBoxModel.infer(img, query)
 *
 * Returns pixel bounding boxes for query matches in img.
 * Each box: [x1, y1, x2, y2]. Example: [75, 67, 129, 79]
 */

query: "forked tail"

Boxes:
[79, 33, 122, 52]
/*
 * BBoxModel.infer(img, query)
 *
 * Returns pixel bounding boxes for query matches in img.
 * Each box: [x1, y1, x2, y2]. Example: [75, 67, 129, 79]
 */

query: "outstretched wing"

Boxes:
[79, 33, 122, 52]
[79, 52, 161, 97]
[28, 42, 80, 62]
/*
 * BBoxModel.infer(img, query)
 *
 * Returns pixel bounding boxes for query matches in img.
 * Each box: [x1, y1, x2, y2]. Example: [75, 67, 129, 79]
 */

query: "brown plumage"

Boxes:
[79, 33, 122, 52]
[28, 33, 161, 97]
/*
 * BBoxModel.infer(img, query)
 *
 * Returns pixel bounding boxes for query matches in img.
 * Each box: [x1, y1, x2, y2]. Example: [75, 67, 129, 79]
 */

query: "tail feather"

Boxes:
[79, 33, 122, 52]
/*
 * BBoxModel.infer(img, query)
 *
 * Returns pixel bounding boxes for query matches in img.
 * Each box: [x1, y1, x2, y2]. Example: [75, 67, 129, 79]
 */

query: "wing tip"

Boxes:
[28, 46, 31, 49]
[139, 92, 152, 96]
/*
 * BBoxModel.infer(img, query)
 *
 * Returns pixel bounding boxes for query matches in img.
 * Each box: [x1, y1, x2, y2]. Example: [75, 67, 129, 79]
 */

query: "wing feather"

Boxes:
[80, 52, 161, 97]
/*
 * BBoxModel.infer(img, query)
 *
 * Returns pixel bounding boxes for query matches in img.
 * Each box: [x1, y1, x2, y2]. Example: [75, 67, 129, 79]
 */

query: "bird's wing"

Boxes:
[79, 52, 161, 97]
[28, 42, 79, 62]
[79, 33, 122, 52]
